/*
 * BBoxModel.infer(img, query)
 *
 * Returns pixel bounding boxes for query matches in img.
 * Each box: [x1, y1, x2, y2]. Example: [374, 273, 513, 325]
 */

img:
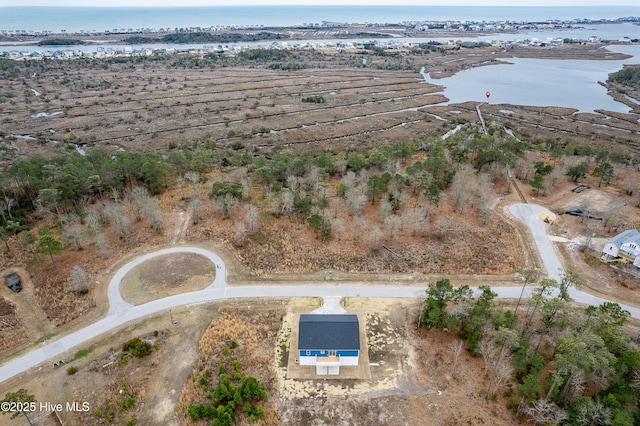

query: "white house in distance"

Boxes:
[601, 229, 640, 269]
[298, 314, 360, 375]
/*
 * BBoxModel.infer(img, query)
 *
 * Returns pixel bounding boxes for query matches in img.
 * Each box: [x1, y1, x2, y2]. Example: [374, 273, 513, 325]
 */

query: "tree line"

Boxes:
[419, 271, 640, 425]
[122, 31, 288, 46]
[2, 122, 637, 267]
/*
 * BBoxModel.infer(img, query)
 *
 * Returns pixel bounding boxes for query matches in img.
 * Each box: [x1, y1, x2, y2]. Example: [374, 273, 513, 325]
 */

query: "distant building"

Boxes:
[298, 314, 360, 375]
[601, 229, 640, 269]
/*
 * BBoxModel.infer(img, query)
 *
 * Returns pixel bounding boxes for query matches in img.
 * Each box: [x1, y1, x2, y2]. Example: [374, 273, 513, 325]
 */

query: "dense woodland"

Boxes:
[0, 122, 638, 268]
[420, 274, 640, 425]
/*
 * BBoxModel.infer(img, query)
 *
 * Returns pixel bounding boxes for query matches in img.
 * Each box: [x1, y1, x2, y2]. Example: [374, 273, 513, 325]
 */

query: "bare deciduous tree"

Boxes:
[214, 194, 239, 220]
[303, 166, 322, 192]
[353, 216, 366, 242]
[234, 222, 247, 247]
[332, 196, 344, 219]
[0, 197, 16, 221]
[384, 215, 402, 240]
[369, 226, 383, 252]
[332, 218, 345, 240]
[235, 169, 252, 201]
[142, 196, 164, 232]
[478, 195, 493, 224]
[36, 188, 59, 217]
[176, 176, 186, 199]
[62, 223, 86, 250]
[244, 203, 259, 235]
[573, 397, 612, 426]
[102, 202, 131, 240]
[286, 175, 302, 194]
[85, 208, 102, 235]
[341, 171, 358, 190]
[401, 206, 428, 237]
[94, 232, 109, 255]
[449, 340, 464, 375]
[69, 265, 88, 294]
[184, 171, 202, 199]
[451, 165, 473, 213]
[480, 327, 518, 399]
[282, 190, 295, 221]
[346, 186, 366, 217]
[379, 197, 393, 221]
[434, 215, 450, 239]
[524, 399, 567, 426]
[126, 186, 150, 222]
[189, 196, 203, 224]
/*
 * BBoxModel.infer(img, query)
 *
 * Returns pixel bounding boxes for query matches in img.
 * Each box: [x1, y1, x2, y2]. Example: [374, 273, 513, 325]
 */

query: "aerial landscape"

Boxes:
[1, 1, 640, 425]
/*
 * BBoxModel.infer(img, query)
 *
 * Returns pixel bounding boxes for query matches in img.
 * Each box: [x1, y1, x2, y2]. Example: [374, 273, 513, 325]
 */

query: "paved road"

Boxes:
[509, 203, 640, 318]
[1, 204, 639, 383]
[509, 203, 564, 282]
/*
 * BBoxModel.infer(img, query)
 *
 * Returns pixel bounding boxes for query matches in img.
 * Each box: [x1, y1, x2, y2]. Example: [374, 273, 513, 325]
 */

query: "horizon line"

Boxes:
[3, 4, 640, 8]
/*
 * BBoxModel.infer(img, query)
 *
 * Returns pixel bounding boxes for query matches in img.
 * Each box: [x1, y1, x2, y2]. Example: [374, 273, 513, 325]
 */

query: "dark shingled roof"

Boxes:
[298, 314, 360, 351]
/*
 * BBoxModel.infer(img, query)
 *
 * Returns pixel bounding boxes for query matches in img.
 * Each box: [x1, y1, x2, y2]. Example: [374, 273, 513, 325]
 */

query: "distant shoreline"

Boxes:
[2, 5, 640, 36]
[1, 19, 638, 48]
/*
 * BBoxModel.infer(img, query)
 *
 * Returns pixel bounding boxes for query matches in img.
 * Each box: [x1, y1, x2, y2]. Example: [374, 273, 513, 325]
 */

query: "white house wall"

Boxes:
[603, 243, 620, 257]
[299, 355, 315, 366]
[299, 355, 359, 367]
[316, 365, 340, 375]
[339, 356, 359, 366]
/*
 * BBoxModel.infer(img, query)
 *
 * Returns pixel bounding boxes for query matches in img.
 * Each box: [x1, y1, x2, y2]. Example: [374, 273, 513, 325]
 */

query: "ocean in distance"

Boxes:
[3, 6, 640, 33]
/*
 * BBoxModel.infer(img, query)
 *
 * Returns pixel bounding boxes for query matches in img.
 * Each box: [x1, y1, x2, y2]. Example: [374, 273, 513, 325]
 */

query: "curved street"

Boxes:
[1, 203, 639, 383]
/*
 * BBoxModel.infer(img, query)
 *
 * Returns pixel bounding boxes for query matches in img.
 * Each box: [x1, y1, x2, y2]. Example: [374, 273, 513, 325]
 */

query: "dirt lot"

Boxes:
[0, 297, 521, 426]
[120, 252, 216, 305]
[541, 179, 640, 305]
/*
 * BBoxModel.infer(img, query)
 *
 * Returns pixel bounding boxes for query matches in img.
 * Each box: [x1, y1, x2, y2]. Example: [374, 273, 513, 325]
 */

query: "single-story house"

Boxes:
[601, 229, 640, 269]
[298, 314, 360, 375]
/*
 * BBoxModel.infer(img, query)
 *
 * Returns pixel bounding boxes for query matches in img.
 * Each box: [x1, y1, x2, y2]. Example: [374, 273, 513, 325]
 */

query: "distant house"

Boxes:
[298, 314, 360, 375]
[601, 229, 640, 268]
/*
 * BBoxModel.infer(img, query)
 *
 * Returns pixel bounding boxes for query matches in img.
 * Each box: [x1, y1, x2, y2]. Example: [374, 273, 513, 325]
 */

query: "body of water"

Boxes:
[422, 45, 640, 114]
[2, 6, 640, 33]
[2, 6, 640, 114]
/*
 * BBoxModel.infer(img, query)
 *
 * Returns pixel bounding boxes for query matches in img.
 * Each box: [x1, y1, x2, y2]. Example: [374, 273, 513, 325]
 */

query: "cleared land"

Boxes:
[119, 252, 216, 305]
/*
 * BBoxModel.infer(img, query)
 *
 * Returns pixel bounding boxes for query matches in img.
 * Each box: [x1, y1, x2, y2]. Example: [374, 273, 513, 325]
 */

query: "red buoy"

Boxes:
[485, 91, 491, 99]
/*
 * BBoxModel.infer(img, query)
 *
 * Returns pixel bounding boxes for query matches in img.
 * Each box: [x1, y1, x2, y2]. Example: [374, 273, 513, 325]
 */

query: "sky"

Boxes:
[2, 0, 639, 6]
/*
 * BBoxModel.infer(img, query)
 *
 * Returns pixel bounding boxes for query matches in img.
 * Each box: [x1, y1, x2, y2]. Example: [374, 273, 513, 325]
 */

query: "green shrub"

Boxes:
[122, 337, 153, 358]
[72, 348, 92, 361]
[67, 366, 78, 375]
[302, 95, 325, 104]
[122, 397, 135, 409]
